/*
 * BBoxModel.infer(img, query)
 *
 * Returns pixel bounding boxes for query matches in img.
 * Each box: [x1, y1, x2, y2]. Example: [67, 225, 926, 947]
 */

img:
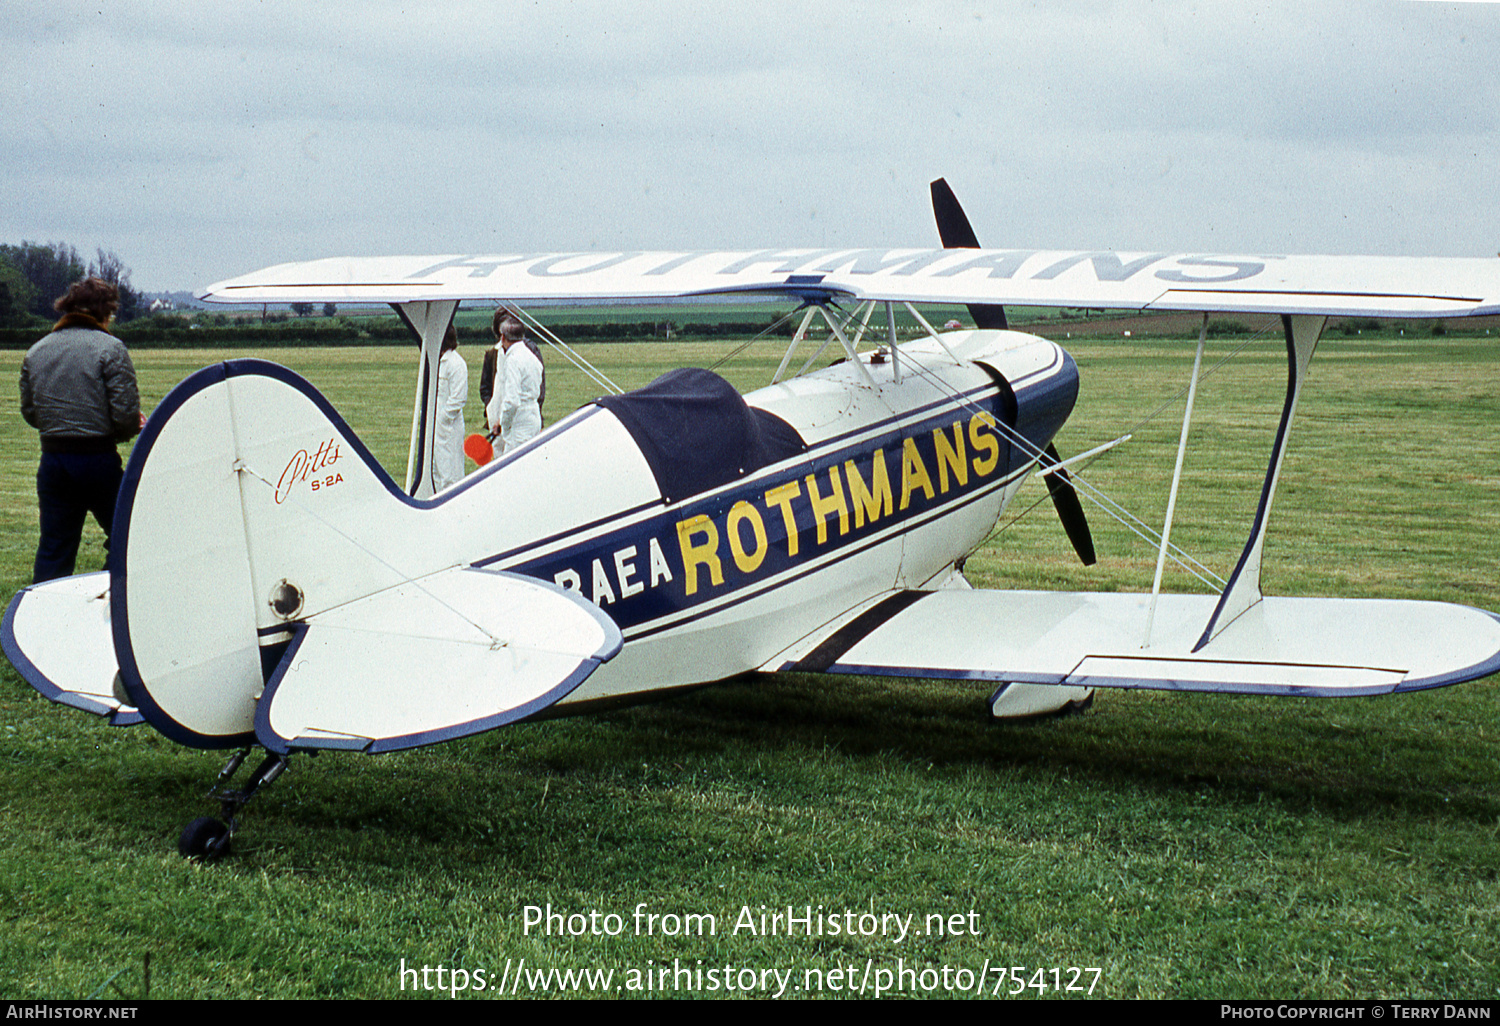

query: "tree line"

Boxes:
[0, 241, 144, 328]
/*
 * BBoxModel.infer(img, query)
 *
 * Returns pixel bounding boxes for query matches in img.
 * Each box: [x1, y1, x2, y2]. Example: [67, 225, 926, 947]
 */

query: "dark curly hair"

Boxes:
[54, 277, 120, 322]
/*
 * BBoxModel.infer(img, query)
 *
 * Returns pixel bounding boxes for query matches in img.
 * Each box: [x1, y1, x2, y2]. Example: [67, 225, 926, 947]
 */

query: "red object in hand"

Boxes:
[464, 433, 494, 466]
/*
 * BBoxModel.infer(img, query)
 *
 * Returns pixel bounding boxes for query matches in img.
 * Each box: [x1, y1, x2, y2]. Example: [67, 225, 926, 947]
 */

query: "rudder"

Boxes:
[112, 360, 426, 747]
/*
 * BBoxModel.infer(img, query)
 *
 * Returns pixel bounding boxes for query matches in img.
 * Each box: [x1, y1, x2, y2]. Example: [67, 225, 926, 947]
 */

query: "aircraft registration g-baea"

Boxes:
[6, 180, 1500, 859]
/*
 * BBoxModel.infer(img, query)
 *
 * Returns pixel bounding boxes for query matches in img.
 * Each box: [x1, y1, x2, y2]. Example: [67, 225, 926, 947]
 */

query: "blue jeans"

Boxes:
[34, 450, 124, 583]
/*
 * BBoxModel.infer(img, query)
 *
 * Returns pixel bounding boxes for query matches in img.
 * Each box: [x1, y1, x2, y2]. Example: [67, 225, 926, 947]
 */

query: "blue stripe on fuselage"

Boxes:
[494, 357, 1078, 634]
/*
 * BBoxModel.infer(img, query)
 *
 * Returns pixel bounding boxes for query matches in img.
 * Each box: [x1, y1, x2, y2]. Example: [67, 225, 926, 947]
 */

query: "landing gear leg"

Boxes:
[178, 747, 291, 860]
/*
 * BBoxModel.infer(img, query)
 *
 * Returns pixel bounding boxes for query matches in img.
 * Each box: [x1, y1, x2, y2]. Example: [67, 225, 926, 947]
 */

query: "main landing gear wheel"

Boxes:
[179, 816, 231, 860]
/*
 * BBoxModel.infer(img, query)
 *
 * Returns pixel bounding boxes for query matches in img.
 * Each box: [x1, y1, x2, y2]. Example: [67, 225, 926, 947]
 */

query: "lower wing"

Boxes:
[771, 589, 1500, 697]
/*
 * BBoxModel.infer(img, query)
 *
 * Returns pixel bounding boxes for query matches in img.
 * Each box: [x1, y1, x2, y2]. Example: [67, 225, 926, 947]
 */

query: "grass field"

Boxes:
[1, 322, 1498, 1000]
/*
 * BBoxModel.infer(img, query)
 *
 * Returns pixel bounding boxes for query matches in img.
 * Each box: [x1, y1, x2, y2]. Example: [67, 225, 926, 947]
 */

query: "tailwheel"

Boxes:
[177, 746, 291, 860]
[178, 816, 231, 860]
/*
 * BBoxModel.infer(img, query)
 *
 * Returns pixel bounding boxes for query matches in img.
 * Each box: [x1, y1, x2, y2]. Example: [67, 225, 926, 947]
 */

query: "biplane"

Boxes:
[6, 181, 1500, 859]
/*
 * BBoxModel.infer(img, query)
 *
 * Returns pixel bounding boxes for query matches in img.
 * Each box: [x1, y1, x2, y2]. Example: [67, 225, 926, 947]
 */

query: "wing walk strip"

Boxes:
[788, 590, 932, 672]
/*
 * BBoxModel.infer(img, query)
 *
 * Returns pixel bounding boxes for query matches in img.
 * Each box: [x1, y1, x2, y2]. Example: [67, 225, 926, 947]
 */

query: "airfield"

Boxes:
[1, 314, 1497, 998]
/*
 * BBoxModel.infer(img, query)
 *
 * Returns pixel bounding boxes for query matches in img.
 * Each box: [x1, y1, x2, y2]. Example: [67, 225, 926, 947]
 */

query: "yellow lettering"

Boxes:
[844, 449, 893, 529]
[763, 481, 802, 557]
[969, 411, 1001, 477]
[804, 467, 849, 544]
[899, 437, 935, 510]
[932, 422, 968, 493]
[675, 515, 723, 596]
[726, 501, 768, 573]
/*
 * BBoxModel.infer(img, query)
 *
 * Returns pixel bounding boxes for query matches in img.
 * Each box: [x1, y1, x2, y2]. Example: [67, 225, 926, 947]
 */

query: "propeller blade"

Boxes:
[930, 177, 983, 249]
[1040, 443, 1097, 566]
[929, 178, 1008, 330]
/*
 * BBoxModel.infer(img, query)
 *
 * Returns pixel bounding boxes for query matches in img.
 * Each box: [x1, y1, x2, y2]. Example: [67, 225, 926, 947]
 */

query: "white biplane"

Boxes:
[6, 181, 1500, 859]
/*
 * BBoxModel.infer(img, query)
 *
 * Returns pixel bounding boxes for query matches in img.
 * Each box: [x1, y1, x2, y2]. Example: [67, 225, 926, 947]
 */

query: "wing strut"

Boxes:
[1194, 314, 1327, 650]
[773, 302, 875, 386]
[885, 301, 902, 384]
[395, 299, 458, 499]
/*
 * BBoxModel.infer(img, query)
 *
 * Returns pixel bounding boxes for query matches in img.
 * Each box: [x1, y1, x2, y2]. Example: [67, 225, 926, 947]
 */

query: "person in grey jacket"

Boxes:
[19, 277, 140, 582]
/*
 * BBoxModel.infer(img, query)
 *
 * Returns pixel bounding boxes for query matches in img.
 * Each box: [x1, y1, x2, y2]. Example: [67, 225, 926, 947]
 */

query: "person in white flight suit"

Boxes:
[432, 324, 468, 490]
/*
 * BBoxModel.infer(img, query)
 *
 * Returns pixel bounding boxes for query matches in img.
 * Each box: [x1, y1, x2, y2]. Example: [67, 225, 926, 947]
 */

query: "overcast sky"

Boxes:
[4, 0, 1497, 293]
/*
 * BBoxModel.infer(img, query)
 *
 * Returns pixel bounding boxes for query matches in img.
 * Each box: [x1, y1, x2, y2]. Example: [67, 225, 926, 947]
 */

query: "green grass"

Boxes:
[1, 328, 1498, 1000]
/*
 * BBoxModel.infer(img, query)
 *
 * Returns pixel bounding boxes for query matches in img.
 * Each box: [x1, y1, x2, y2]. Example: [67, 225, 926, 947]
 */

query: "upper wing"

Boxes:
[769, 589, 1500, 698]
[199, 250, 1500, 318]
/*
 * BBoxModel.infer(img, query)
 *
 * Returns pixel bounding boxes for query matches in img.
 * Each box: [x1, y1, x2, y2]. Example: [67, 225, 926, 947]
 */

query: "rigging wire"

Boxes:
[500, 297, 1269, 592]
[1113, 322, 1276, 449]
[229, 458, 508, 647]
[974, 320, 1281, 587]
[891, 339, 1228, 589]
[707, 305, 817, 375]
[505, 305, 624, 396]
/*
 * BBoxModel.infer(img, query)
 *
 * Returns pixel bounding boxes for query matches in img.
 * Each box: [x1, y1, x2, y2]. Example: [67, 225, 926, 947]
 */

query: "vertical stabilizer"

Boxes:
[112, 360, 427, 746]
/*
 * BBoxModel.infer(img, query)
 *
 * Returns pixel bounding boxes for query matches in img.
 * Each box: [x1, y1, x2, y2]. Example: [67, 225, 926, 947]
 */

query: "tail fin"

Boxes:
[112, 360, 619, 751]
[111, 361, 417, 745]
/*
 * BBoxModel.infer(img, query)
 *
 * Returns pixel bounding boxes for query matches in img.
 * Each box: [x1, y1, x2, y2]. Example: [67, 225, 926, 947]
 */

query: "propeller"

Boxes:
[929, 177, 1008, 330]
[1038, 444, 1097, 566]
[930, 178, 1096, 565]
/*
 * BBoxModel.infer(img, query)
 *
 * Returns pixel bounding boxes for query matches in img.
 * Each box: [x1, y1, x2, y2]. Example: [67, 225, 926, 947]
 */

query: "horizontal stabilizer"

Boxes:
[2, 573, 141, 726]
[778, 590, 1500, 697]
[256, 567, 622, 753]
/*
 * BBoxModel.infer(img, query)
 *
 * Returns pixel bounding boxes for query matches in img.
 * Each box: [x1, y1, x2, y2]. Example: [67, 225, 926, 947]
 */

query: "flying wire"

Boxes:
[706, 307, 806, 374]
[229, 459, 509, 647]
[979, 319, 1279, 585]
[505, 305, 623, 395]
[889, 329, 1231, 590]
[514, 298, 1253, 590]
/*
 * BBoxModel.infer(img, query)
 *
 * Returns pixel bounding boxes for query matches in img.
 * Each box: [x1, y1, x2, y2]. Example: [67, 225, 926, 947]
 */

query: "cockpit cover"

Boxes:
[596, 368, 806, 503]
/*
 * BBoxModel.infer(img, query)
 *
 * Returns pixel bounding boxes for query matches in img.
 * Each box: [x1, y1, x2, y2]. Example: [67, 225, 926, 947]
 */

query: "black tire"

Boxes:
[178, 816, 230, 860]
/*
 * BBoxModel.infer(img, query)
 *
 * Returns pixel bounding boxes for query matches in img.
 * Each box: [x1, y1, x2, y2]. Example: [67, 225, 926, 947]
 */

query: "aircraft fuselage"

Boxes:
[474, 329, 1079, 706]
